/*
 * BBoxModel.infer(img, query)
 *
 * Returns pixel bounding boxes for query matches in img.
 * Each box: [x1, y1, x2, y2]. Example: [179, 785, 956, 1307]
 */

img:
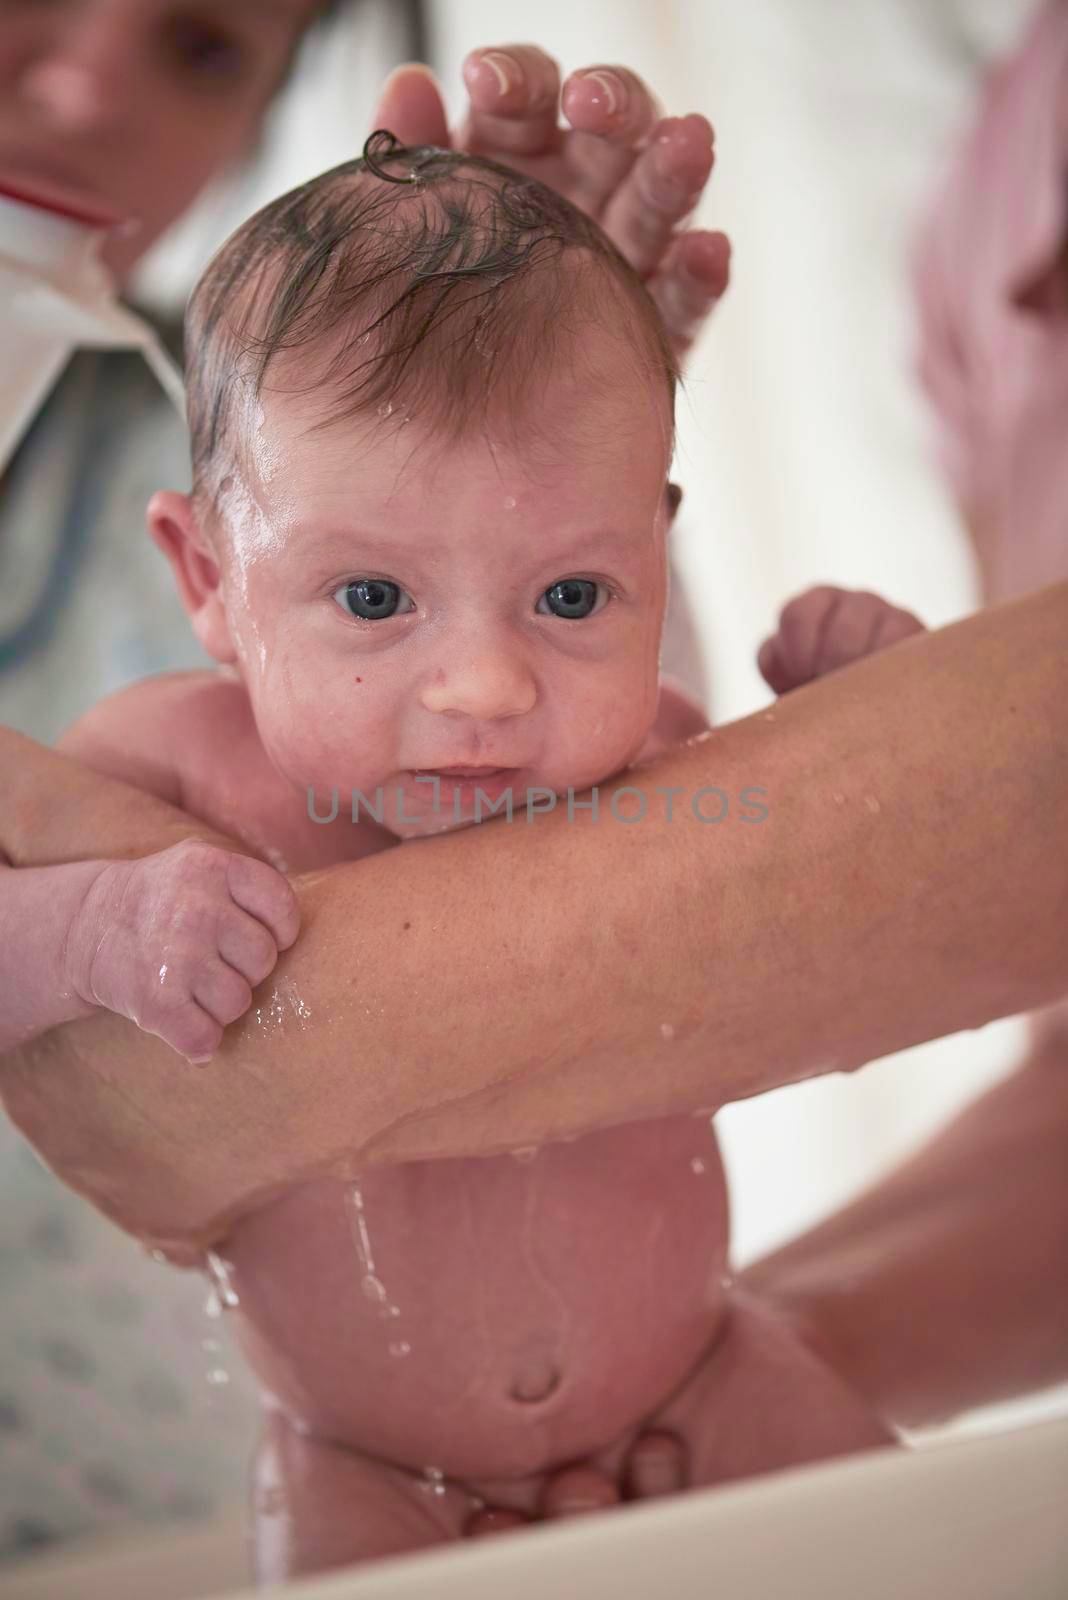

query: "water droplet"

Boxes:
[832, 792, 846, 805]
[205, 1367, 230, 1386]
[377, 400, 394, 419]
[361, 1273, 388, 1304]
[509, 1146, 540, 1164]
[203, 1290, 222, 1320]
[158, 964, 168, 985]
[660, 1021, 675, 1041]
[763, 711, 776, 722]
[420, 1466, 446, 1496]
[503, 495, 517, 511]
[388, 1339, 412, 1359]
[690, 1157, 706, 1175]
[864, 794, 882, 814]
[205, 1251, 240, 1308]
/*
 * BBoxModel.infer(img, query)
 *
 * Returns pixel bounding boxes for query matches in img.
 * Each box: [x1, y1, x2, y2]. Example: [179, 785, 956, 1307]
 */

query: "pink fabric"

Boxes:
[913, 0, 1068, 602]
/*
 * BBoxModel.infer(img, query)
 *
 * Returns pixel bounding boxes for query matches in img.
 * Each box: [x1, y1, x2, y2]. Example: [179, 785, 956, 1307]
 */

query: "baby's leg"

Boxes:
[644, 1287, 895, 1487]
[252, 1407, 480, 1582]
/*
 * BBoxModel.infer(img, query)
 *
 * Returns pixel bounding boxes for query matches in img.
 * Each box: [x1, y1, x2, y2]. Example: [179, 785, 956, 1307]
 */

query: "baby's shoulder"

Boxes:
[56, 668, 256, 807]
[633, 676, 712, 766]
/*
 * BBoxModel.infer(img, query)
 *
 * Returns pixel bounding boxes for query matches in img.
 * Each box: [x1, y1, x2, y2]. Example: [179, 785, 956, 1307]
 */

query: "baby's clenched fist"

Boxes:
[66, 839, 300, 1064]
[758, 585, 924, 695]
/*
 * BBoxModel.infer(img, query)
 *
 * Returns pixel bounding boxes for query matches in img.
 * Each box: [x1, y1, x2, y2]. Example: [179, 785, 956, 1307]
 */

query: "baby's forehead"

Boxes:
[243, 343, 672, 509]
[189, 151, 676, 515]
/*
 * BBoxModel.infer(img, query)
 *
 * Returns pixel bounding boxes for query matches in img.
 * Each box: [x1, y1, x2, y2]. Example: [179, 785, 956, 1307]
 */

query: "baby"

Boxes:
[6, 135, 922, 1577]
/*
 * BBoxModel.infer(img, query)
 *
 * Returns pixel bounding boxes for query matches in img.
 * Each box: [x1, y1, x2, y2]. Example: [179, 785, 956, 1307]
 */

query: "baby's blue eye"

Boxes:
[539, 579, 601, 619]
[335, 579, 411, 621]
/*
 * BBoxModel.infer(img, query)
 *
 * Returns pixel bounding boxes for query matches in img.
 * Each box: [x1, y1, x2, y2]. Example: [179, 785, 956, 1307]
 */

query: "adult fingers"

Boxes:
[555, 64, 665, 210]
[371, 62, 450, 147]
[647, 229, 732, 358]
[600, 114, 715, 280]
[623, 1430, 687, 1499]
[541, 1464, 620, 1517]
[460, 44, 562, 157]
[464, 1507, 530, 1537]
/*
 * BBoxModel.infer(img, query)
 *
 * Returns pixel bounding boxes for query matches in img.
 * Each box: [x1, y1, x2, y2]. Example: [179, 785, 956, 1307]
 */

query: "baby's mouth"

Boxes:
[408, 766, 524, 802]
[415, 766, 514, 780]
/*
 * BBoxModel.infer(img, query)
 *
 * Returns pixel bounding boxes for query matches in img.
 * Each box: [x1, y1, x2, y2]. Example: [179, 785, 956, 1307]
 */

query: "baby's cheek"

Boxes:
[553, 668, 657, 782]
[257, 679, 399, 796]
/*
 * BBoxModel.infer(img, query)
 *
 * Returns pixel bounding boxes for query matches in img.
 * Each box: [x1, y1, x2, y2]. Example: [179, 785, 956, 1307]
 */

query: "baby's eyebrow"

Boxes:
[288, 519, 651, 572]
[290, 526, 415, 558]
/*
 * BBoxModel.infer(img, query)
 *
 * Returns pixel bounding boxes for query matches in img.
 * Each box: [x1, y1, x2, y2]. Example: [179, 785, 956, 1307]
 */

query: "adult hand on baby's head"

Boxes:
[66, 840, 300, 1067]
[372, 50, 729, 359]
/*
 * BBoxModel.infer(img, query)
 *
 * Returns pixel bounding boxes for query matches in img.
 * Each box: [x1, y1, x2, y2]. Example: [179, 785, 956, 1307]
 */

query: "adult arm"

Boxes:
[1, 582, 1067, 1248]
[742, 1024, 1068, 1428]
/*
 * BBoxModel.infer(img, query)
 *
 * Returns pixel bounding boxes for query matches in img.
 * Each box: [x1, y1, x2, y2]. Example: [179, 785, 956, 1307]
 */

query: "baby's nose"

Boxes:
[420, 649, 537, 721]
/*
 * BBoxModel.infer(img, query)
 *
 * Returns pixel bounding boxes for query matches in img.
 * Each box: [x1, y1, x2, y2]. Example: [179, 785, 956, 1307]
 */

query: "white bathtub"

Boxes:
[4, 1414, 1066, 1600]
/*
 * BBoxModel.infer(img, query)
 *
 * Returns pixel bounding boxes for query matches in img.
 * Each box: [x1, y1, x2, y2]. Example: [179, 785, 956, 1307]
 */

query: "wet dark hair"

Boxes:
[185, 130, 678, 506]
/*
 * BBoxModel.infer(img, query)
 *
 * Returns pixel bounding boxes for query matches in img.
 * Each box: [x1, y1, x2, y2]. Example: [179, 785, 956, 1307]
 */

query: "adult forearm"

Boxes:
[0, 726, 234, 864]
[742, 1034, 1068, 1429]
[1, 582, 1067, 1248]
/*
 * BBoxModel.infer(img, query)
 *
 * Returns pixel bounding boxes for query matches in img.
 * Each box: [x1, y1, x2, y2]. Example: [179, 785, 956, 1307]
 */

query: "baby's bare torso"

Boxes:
[181, 673, 729, 1480]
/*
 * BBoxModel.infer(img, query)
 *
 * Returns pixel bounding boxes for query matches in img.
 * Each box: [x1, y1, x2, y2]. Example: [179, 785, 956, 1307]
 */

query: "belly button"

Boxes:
[508, 1358, 562, 1404]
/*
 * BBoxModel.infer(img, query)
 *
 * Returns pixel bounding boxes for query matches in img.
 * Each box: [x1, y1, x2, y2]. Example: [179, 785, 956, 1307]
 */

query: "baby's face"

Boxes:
[213, 326, 673, 839]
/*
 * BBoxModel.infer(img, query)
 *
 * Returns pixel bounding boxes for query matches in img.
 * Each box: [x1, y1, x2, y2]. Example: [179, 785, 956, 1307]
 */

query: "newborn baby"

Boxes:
[8, 136, 922, 1577]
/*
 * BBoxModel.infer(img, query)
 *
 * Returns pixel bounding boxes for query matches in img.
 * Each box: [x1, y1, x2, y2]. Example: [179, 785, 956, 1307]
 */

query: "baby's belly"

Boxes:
[225, 1115, 729, 1480]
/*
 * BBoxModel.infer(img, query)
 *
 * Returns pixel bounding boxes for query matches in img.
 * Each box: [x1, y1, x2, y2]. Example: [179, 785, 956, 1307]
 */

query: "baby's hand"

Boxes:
[67, 840, 300, 1064]
[758, 585, 924, 695]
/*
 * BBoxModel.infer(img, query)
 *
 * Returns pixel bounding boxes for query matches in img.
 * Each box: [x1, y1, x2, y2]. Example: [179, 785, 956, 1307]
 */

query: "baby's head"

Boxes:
[151, 133, 680, 837]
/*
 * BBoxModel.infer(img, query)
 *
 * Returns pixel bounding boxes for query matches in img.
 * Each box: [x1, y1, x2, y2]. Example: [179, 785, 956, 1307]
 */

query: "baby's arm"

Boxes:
[0, 677, 299, 1063]
[641, 588, 923, 764]
[758, 585, 925, 695]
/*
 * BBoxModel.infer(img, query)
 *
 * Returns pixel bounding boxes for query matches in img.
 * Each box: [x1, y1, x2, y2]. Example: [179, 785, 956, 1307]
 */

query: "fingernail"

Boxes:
[471, 50, 521, 97]
[579, 69, 625, 116]
[377, 61, 439, 97]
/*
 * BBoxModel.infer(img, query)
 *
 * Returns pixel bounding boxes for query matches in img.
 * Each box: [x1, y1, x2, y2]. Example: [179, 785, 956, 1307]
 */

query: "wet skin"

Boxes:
[138, 328, 893, 1575]
[152, 317, 741, 1492]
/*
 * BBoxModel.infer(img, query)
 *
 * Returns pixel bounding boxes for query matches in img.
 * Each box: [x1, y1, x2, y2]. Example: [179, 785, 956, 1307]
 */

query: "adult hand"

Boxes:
[372, 48, 730, 358]
[468, 1289, 893, 1534]
[465, 1432, 685, 1536]
[251, 1408, 687, 1580]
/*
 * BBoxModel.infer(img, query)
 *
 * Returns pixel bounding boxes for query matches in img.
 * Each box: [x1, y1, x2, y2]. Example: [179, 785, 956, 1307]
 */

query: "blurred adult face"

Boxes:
[0, 0, 322, 280]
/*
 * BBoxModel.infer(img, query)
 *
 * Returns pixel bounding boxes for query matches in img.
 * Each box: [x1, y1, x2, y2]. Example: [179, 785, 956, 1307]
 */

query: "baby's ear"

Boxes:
[148, 490, 237, 664]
